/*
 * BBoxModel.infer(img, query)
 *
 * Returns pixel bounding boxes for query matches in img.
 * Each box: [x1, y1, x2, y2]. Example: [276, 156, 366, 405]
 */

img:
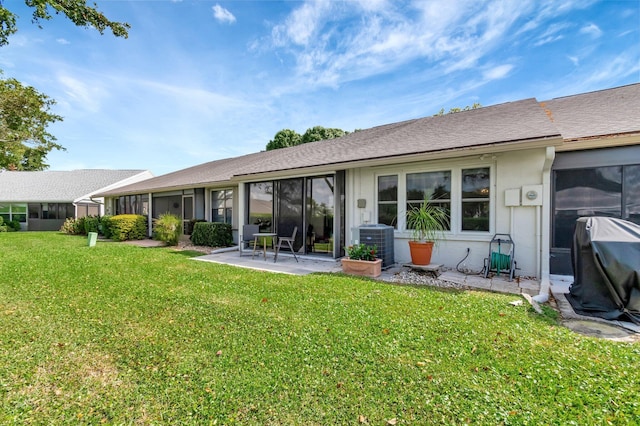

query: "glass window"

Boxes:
[625, 165, 640, 225]
[378, 175, 397, 228]
[41, 203, 50, 219]
[0, 204, 9, 223]
[406, 171, 451, 230]
[10, 204, 26, 223]
[29, 204, 40, 219]
[554, 166, 622, 248]
[58, 203, 67, 220]
[461, 168, 490, 231]
[128, 196, 136, 214]
[306, 176, 335, 253]
[47, 203, 57, 220]
[141, 194, 149, 215]
[248, 183, 273, 232]
[212, 189, 233, 223]
[65, 203, 75, 219]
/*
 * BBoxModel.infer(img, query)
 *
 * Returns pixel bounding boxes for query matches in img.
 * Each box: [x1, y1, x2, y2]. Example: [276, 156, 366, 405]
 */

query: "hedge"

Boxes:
[108, 214, 147, 242]
[190, 222, 233, 247]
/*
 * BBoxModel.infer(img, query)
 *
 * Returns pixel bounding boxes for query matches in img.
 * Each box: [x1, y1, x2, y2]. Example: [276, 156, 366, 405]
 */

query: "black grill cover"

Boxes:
[567, 217, 640, 323]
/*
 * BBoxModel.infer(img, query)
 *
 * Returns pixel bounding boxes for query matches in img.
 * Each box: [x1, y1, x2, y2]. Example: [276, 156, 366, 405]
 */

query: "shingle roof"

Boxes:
[100, 97, 560, 196]
[0, 169, 149, 203]
[243, 97, 560, 175]
[543, 83, 640, 140]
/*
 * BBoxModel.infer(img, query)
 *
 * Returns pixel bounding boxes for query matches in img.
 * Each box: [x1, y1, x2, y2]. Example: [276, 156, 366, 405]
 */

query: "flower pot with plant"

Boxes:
[341, 243, 382, 278]
[406, 196, 448, 265]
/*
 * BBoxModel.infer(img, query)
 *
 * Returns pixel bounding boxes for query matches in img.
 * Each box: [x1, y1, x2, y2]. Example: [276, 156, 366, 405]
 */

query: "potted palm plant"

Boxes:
[341, 243, 382, 278]
[406, 196, 449, 265]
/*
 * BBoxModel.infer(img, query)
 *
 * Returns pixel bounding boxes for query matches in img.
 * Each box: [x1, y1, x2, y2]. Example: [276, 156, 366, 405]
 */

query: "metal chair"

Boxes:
[274, 226, 298, 263]
[240, 224, 259, 256]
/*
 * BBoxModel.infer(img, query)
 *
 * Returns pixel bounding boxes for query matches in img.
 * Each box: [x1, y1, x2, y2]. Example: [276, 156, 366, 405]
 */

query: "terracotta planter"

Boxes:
[408, 240, 435, 265]
[341, 258, 382, 278]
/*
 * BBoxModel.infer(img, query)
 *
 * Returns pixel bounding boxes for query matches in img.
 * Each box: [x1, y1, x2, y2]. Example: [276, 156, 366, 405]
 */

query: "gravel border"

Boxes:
[387, 270, 470, 290]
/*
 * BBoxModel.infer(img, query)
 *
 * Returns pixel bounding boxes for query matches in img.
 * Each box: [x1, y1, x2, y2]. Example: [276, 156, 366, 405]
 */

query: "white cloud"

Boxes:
[57, 74, 109, 113]
[272, 0, 332, 47]
[267, 0, 540, 91]
[56, 38, 70, 45]
[532, 22, 571, 46]
[580, 23, 602, 38]
[483, 64, 513, 81]
[212, 4, 236, 24]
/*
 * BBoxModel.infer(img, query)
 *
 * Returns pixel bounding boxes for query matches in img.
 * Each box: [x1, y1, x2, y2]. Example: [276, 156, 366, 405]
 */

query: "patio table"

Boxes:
[252, 232, 277, 260]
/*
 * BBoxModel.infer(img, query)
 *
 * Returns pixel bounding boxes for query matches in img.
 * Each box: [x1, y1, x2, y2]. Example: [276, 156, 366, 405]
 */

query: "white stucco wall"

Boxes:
[346, 148, 550, 278]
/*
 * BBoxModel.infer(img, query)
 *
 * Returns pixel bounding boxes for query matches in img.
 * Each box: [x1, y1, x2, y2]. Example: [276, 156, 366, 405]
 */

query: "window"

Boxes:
[9, 205, 27, 223]
[378, 175, 397, 228]
[406, 171, 451, 230]
[248, 182, 273, 232]
[553, 165, 640, 249]
[461, 167, 490, 231]
[376, 167, 492, 234]
[212, 189, 233, 223]
[0, 204, 10, 222]
[624, 165, 640, 225]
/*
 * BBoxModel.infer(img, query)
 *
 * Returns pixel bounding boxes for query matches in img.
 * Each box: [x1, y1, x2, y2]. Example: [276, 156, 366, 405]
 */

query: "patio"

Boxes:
[194, 248, 541, 296]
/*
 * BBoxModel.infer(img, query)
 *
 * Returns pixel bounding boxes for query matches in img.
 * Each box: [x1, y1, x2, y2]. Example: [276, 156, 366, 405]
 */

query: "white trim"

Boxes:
[373, 163, 495, 238]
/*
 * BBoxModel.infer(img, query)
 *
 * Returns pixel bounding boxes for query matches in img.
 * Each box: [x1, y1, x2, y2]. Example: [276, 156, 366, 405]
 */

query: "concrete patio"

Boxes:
[194, 247, 541, 296]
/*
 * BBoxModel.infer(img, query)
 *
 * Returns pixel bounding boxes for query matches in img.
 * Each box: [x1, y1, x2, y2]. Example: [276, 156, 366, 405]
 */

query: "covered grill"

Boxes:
[567, 217, 640, 323]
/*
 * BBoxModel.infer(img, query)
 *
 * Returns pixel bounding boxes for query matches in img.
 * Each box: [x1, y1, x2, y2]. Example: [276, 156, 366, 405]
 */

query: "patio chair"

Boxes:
[240, 224, 259, 256]
[274, 226, 298, 263]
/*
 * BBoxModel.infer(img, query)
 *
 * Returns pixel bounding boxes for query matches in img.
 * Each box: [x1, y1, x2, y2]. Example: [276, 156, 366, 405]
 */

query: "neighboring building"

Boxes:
[0, 169, 153, 231]
[97, 83, 640, 299]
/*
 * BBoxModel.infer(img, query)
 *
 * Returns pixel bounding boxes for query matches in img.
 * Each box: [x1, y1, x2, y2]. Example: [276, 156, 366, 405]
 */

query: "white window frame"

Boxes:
[211, 188, 234, 224]
[374, 163, 494, 238]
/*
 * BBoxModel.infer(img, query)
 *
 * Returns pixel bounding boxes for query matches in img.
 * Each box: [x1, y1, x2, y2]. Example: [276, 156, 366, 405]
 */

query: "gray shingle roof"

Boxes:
[242, 97, 560, 175]
[0, 169, 149, 203]
[543, 83, 640, 140]
[101, 97, 560, 196]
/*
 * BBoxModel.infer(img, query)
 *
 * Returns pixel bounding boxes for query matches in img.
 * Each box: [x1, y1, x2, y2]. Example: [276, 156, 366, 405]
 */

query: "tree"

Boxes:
[301, 126, 347, 144]
[266, 126, 348, 151]
[0, 0, 130, 47]
[266, 129, 302, 151]
[0, 76, 64, 170]
[434, 103, 482, 116]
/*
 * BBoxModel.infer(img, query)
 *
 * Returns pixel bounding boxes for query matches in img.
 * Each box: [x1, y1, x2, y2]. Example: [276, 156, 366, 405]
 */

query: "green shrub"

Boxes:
[153, 213, 182, 246]
[185, 218, 207, 235]
[75, 216, 86, 235]
[83, 215, 100, 234]
[0, 217, 6, 233]
[7, 219, 21, 232]
[100, 215, 113, 239]
[109, 214, 147, 242]
[60, 218, 81, 234]
[346, 243, 377, 261]
[190, 222, 233, 247]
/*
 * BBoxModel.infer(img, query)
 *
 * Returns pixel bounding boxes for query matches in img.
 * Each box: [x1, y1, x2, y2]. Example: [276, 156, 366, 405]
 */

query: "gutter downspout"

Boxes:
[533, 146, 555, 303]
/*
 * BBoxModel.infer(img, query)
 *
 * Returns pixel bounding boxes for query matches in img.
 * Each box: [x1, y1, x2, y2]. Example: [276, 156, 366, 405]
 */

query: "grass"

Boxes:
[1, 232, 639, 424]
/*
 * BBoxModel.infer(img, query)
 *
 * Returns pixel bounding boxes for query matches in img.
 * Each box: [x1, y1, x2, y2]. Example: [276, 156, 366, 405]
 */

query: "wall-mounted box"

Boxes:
[521, 184, 543, 206]
[504, 188, 521, 207]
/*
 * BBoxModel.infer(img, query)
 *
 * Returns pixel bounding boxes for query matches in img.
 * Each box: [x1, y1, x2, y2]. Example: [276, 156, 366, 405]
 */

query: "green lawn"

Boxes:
[1, 232, 638, 424]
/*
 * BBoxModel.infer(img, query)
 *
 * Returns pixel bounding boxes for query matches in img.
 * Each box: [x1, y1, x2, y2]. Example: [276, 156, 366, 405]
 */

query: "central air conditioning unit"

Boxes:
[358, 224, 395, 269]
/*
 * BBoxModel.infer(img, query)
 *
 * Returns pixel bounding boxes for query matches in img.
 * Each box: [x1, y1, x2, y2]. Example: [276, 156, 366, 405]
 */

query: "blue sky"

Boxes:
[2, 0, 639, 175]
